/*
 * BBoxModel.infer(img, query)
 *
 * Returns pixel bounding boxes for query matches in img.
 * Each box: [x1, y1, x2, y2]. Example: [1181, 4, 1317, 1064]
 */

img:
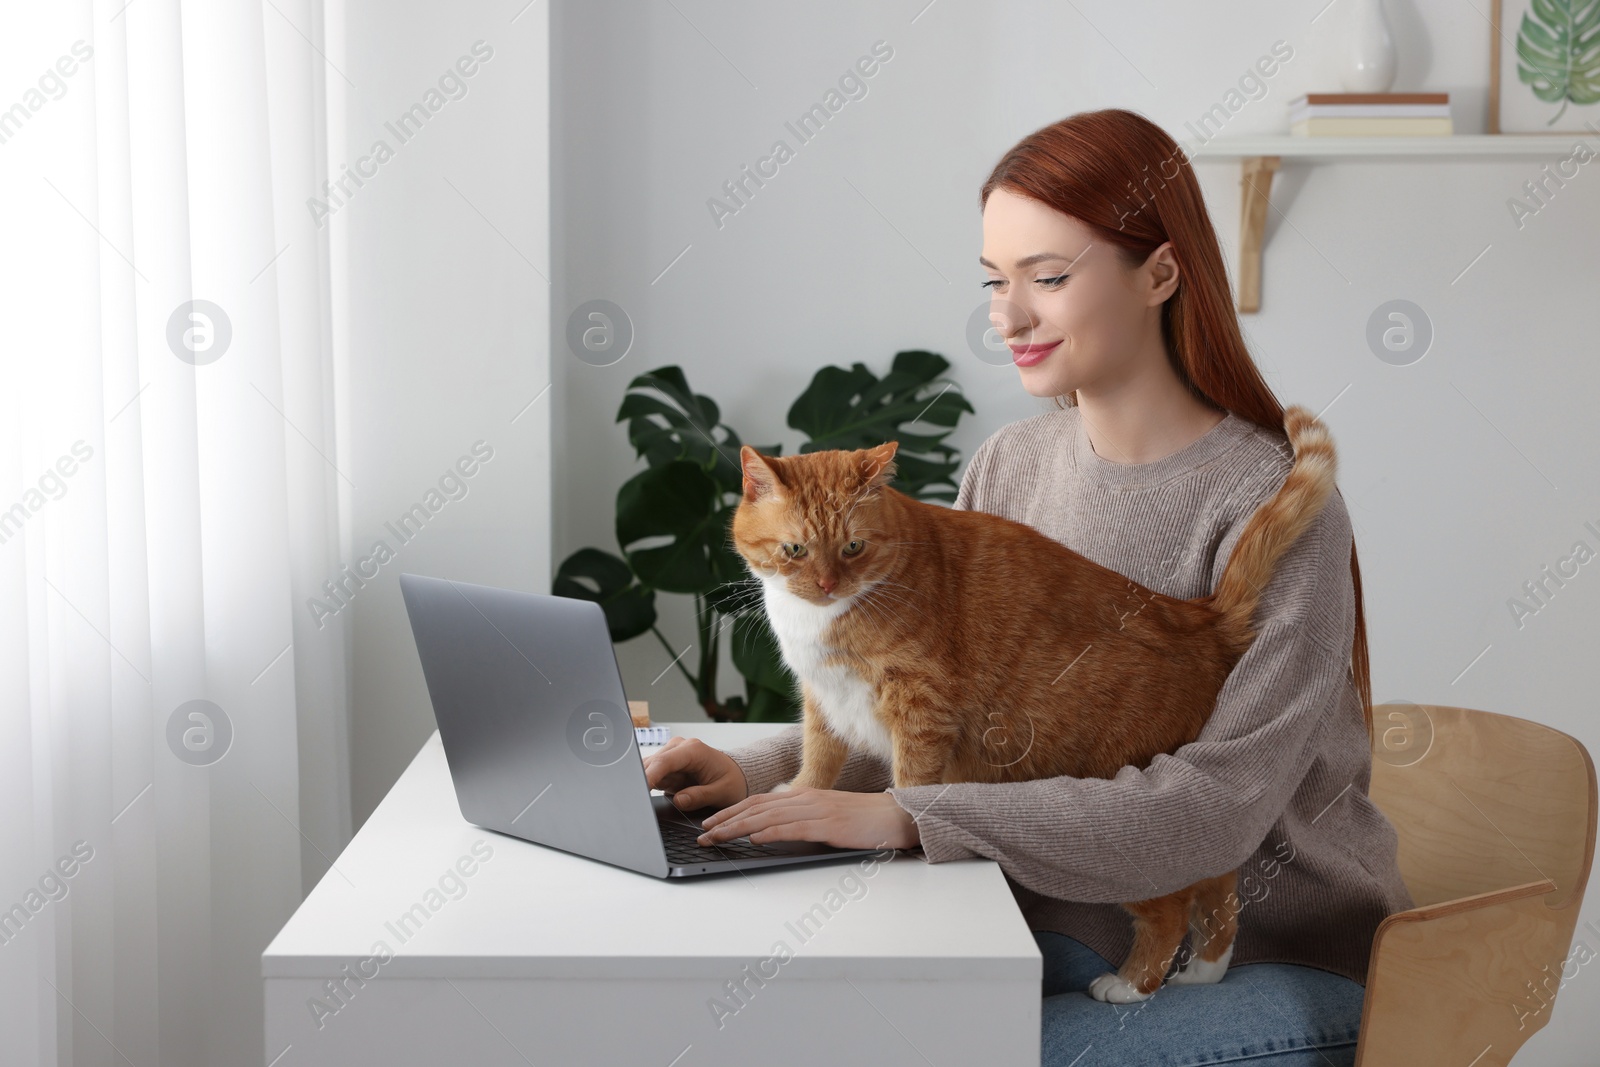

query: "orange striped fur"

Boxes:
[729, 405, 1338, 1001]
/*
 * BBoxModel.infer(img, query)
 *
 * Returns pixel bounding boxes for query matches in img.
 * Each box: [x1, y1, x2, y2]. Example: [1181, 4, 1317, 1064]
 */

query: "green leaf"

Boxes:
[730, 612, 801, 722]
[551, 547, 657, 641]
[615, 365, 781, 494]
[717, 694, 748, 723]
[1516, 0, 1600, 124]
[708, 503, 759, 583]
[787, 349, 975, 500]
[787, 364, 875, 439]
[743, 683, 801, 723]
[729, 610, 792, 693]
[616, 461, 725, 594]
[886, 454, 960, 502]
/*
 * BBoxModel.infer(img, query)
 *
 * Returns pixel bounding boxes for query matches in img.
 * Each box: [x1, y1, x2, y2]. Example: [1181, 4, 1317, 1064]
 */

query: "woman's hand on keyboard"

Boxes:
[642, 737, 749, 811]
[696, 788, 920, 851]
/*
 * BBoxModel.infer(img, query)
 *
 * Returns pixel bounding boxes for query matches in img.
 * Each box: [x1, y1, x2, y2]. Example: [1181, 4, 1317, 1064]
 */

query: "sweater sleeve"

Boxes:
[884, 490, 1358, 904]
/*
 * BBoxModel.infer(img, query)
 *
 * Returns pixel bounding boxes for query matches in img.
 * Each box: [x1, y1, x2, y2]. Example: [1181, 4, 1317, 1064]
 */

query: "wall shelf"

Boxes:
[1185, 135, 1587, 311]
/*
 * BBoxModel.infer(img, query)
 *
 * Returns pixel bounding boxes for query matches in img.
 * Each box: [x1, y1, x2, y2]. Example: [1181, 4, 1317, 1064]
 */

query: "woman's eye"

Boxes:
[981, 274, 1068, 290]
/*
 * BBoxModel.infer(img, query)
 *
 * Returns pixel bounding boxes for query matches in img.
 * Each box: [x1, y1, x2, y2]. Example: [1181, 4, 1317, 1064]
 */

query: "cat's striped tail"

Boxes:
[1209, 404, 1338, 653]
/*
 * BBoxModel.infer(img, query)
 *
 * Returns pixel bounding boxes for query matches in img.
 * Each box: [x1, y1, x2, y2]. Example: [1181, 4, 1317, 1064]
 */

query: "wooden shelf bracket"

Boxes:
[1237, 155, 1280, 314]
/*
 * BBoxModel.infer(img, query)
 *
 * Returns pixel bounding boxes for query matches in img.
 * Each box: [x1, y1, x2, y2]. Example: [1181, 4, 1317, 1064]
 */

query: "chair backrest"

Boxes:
[1368, 703, 1596, 909]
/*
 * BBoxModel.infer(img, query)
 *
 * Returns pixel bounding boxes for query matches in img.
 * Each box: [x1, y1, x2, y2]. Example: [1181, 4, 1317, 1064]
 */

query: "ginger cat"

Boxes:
[729, 405, 1337, 1004]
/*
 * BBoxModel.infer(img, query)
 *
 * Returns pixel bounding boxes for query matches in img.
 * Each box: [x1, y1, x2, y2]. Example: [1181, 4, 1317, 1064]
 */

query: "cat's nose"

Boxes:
[816, 575, 837, 595]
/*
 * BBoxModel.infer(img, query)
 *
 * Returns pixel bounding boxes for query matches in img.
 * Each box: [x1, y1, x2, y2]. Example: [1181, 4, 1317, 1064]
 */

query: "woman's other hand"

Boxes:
[641, 736, 749, 811]
[697, 787, 921, 851]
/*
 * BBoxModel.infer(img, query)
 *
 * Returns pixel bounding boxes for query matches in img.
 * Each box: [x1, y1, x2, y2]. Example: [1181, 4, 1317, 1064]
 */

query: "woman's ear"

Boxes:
[1143, 240, 1180, 305]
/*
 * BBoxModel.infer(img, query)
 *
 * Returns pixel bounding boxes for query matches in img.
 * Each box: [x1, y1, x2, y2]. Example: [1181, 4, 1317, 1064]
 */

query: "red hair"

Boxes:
[980, 108, 1373, 740]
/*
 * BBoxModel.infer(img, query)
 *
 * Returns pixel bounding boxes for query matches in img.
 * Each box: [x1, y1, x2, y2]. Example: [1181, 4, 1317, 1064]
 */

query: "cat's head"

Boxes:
[731, 442, 900, 606]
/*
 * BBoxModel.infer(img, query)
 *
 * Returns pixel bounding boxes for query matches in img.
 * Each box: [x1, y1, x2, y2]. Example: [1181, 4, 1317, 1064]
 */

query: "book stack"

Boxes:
[1289, 93, 1452, 137]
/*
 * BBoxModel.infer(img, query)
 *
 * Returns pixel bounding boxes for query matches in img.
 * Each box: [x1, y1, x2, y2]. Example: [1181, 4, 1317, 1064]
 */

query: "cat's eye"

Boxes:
[842, 539, 865, 557]
[781, 542, 807, 559]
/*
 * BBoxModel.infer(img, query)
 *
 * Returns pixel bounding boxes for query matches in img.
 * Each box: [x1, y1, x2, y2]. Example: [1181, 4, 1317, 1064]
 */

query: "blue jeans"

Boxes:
[1037, 932, 1364, 1066]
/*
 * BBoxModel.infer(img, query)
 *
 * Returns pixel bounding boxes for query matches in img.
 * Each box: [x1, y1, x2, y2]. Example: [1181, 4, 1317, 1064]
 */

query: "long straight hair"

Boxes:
[979, 108, 1374, 740]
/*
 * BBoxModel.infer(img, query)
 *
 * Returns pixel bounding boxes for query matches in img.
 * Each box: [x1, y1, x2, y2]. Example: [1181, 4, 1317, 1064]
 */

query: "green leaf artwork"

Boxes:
[1516, 0, 1600, 124]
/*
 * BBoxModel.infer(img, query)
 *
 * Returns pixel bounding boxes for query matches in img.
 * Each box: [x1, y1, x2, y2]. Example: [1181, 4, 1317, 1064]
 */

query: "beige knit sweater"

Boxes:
[724, 405, 1415, 985]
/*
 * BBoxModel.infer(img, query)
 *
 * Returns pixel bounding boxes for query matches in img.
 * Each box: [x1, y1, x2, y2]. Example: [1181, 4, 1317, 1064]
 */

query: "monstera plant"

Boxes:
[553, 350, 974, 723]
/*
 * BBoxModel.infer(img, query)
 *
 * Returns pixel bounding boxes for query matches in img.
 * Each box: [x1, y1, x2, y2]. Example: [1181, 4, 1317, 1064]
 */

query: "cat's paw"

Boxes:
[772, 780, 795, 793]
[1087, 972, 1153, 1004]
[1168, 942, 1233, 985]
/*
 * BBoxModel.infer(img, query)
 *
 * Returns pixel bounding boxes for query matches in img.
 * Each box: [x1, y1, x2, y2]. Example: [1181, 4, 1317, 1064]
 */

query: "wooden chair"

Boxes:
[1355, 703, 1597, 1066]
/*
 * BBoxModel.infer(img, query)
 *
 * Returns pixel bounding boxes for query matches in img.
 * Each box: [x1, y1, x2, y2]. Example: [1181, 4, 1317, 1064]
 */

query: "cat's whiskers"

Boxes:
[722, 603, 776, 637]
[874, 576, 927, 596]
[718, 599, 767, 628]
[728, 585, 779, 617]
[850, 582, 924, 627]
[846, 588, 897, 632]
[856, 586, 927, 626]
[866, 578, 934, 617]
[705, 579, 766, 623]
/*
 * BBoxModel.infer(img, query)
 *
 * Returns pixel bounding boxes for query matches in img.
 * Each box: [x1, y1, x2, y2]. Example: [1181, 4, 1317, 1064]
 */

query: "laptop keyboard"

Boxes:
[658, 817, 794, 864]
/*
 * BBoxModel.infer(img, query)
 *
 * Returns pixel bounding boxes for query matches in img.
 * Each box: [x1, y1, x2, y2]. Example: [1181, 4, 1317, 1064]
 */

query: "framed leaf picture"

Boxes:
[1490, 0, 1600, 132]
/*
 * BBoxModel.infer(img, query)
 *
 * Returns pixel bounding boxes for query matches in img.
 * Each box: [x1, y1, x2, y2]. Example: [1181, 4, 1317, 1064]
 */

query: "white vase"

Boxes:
[1341, 0, 1397, 93]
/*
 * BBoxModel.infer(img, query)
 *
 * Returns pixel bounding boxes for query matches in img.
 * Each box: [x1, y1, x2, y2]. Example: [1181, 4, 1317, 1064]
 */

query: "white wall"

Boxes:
[545, 3, 1600, 1063]
[335, 0, 550, 824]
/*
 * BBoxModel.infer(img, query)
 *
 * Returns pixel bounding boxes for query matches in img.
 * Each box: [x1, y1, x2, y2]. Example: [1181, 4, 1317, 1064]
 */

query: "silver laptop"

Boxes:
[398, 572, 880, 878]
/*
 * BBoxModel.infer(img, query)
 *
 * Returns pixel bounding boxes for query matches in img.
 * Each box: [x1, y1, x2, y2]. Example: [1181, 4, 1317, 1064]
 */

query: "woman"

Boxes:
[643, 108, 1413, 1066]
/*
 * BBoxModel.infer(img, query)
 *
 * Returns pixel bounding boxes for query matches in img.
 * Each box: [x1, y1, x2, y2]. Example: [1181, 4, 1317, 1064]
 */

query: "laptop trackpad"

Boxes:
[652, 793, 722, 829]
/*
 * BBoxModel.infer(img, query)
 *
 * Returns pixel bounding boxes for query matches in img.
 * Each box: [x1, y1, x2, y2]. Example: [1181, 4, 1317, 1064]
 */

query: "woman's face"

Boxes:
[978, 187, 1174, 399]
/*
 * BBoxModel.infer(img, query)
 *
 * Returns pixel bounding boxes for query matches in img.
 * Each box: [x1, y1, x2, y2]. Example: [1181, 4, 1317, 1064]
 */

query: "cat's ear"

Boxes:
[859, 441, 899, 491]
[740, 445, 787, 503]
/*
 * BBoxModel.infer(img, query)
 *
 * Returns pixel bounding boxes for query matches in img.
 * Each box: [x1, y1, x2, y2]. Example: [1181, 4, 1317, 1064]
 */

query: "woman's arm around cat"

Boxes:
[700, 490, 1358, 905]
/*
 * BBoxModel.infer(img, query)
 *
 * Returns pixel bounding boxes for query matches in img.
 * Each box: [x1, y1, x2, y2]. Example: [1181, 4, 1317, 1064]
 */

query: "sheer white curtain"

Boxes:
[0, 1, 351, 1064]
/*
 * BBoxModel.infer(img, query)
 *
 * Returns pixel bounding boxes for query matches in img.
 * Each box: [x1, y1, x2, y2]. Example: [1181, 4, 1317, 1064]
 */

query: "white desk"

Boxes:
[263, 723, 1041, 1065]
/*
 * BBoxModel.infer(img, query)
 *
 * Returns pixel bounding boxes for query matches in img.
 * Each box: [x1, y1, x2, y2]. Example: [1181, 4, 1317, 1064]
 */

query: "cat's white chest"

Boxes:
[760, 580, 895, 762]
